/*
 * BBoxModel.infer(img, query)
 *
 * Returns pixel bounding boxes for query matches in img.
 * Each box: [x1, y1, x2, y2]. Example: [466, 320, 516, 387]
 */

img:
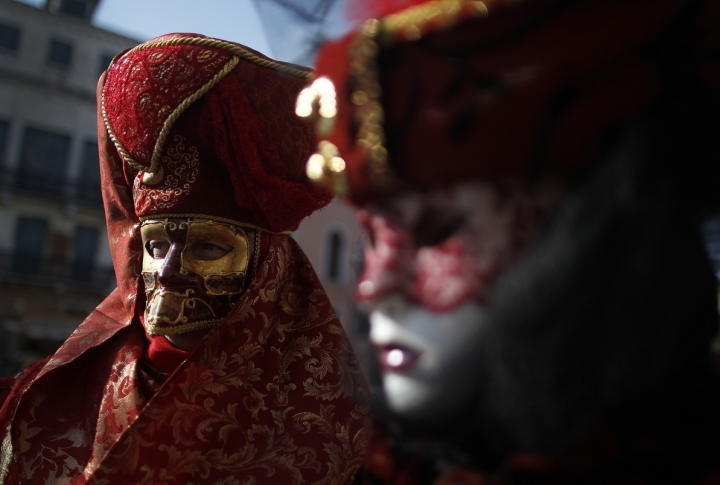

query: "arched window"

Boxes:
[326, 229, 346, 284]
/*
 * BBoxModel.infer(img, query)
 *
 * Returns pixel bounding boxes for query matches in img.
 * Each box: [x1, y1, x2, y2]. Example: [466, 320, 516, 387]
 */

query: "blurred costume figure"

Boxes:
[298, 0, 720, 483]
[0, 34, 368, 485]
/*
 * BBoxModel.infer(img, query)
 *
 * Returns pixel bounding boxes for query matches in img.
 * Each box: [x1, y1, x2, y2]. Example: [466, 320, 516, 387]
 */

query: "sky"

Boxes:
[15, 0, 273, 57]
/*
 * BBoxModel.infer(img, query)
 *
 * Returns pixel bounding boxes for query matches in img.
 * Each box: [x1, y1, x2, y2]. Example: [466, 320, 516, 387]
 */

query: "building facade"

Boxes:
[0, 0, 138, 375]
[292, 197, 370, 366]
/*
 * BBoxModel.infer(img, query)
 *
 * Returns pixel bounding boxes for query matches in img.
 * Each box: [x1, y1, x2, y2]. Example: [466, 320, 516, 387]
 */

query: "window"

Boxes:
[17, 127, 71, 197]
[47, 232, 71, 279]
[58, 0, 88, 17]
[47, 0, 94, 19]
[13, 217, 48, 274]
[47, 40, 73, 67]
[49, 232, 70, 262]
[77, 141, 101, 203]
[0, 24, 20, 52]
[71, 226, 99, 281]
[0, 121, 8, 164]
[97, 53, 114, 77]
[325, 229, 346, 284]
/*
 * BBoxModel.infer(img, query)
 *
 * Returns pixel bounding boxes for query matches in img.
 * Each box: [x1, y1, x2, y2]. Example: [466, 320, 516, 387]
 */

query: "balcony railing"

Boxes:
[0, 169, 102, 207]
[0, 252, 115, 293]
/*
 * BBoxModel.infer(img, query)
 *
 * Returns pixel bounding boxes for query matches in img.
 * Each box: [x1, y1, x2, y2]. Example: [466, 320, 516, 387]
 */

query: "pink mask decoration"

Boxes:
[356, 181, 567, 312]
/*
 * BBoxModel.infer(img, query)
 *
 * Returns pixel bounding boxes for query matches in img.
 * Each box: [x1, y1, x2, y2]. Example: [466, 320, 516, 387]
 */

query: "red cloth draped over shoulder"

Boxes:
[0, 34, 369, 485]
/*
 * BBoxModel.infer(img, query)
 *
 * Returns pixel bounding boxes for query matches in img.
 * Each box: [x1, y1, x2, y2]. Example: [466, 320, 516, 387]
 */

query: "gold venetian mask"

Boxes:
[140, 217, 253, 335]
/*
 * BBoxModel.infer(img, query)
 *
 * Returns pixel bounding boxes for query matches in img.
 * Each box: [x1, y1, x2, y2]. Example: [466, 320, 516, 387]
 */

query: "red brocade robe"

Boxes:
[0, 87, 370, 482]
[0, 234, 369, 485]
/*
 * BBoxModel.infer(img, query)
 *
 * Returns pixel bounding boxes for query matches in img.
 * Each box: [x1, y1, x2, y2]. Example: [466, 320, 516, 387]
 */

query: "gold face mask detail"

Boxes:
[140, 217, 253, 335]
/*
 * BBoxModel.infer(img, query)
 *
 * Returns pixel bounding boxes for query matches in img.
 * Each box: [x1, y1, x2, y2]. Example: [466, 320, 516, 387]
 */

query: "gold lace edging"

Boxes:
[102, 56, 240, 179]
[344, 0, 491, 194]
[379, 0, 489, 38]
[138, 213, 291, 235]
[145, 317, 223, 336]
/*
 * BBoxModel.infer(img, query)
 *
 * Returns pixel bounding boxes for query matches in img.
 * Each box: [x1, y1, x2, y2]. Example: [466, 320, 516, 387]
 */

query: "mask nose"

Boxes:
[157, 242, 197, 287]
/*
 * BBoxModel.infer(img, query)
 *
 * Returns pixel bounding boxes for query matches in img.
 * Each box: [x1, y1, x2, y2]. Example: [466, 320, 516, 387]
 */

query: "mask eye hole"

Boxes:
[146, 240, 170, 259]
[188, 240, 233, 261]
[412, 208, 465, 248]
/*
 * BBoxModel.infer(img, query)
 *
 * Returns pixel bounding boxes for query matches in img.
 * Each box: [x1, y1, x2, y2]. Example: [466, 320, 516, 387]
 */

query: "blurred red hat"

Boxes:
[300, 0, 720, 203]
[102, 33, 332, 232]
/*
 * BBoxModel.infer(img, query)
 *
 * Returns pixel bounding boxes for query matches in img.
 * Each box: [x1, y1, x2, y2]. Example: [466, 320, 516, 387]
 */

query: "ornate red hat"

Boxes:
[299, 0, 720, 203]
[102, 33, 332, 232]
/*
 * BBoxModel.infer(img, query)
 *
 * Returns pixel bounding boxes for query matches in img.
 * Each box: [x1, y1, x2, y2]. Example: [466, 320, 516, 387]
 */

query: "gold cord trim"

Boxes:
[104, 35, 311, 181]
[380, 0, 489, 37]
[138, 213, 292, 235]
[147, 56, 239, 178]
[145, 317, 223, 336]
[125, 36, 312, 79]
[102, 56, 240, 177]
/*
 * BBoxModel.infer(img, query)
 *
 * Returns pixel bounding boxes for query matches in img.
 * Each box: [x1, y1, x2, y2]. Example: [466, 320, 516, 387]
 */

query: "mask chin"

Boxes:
[144, 286, 225, 335]
[369, 300, 488, 426]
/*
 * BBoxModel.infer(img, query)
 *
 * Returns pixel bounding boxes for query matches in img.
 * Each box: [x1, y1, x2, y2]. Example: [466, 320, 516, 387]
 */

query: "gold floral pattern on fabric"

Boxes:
[126, 34, 311, 79]
[0, 237, 369, 485]
[85, 236, 369, 485]
[0, 424, 13, 484]
[79, 347, 147, 482]
[8, 325, 147, 485]
[132, 135, 200, 214]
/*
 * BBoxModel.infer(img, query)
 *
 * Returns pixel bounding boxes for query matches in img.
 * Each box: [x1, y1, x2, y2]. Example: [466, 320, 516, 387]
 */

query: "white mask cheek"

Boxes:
[369, 302, 487, 423]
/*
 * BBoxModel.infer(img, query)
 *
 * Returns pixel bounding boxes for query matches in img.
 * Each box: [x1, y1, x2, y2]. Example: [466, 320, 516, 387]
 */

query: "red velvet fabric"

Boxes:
[313, 0, 720, 203]
[0, 36, 369, 485]
[102, 35, 234, 171]
[200, 73, 332, 232]
[129, 100, 251, 226]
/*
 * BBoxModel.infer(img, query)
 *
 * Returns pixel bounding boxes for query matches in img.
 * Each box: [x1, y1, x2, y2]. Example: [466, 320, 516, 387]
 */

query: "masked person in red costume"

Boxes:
[296, 0, 720, 483]
[0, 34, 369, 485]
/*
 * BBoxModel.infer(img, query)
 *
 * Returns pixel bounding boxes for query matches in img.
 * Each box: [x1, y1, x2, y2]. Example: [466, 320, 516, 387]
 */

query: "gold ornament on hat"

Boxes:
[297, 0, 492, 197]
[296, 77, 349, 195]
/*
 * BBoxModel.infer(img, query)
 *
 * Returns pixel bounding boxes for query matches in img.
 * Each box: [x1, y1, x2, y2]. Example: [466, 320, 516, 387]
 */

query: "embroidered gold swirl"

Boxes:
[133, 134, 200, 213]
